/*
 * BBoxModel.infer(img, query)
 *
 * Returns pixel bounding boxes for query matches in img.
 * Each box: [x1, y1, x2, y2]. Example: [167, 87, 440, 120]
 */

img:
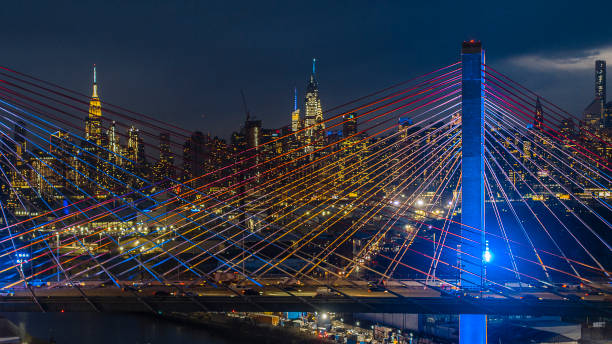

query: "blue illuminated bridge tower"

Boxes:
[460, 40, 487, 343]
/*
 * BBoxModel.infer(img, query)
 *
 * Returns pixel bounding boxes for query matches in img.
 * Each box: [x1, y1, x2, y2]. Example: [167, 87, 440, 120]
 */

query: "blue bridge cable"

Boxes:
[0, 102, 266, 286]
[0, 134, 128, 287]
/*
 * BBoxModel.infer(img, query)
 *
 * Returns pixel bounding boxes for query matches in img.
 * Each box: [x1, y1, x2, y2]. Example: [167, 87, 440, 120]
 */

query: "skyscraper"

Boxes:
[291, 87, 300, 132]
[596, 60, 606, 107]
[106, 121, 121, 166]
[304, 58, 325, 149]
[343, 112, 357, 138]
[127, 126, 140, 163]
[583, 61, 607, 131]
[85, 65, 103, 147]
[13, 120, 26, 163]
[154, 132, 175, 187]
[534, 96, 543, 130]
[182, 131, 207, 187]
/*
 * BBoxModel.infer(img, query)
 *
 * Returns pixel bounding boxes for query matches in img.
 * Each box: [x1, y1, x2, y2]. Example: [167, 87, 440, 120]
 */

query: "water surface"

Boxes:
[1, 312, 231, 344]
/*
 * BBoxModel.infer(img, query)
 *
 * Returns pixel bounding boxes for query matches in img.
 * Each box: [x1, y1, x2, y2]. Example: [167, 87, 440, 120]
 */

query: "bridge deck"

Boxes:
[0, 296, 609, 316]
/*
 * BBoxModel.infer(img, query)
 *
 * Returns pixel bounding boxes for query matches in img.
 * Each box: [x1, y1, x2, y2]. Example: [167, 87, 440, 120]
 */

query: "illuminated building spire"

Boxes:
[86, 64, 102, 145]
[291, 87, 300, 132]
[534, 96, 543, 130]
[304, 58, 324, 146]
[92, 64, 98, 98]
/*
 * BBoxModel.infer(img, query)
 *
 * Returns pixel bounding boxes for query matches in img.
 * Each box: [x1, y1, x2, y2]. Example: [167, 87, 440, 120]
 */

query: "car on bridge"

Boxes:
[520, 294, 543, 301]
[367, 283, 386, 293]
[315, 287, 340, 297]
[241, 288, 262, 296]
[0, 289, 14, 297]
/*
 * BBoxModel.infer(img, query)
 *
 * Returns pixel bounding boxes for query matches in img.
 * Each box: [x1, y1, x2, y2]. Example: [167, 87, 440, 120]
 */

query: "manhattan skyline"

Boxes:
[1, 1, 611, 139]
[0, 2, 610, 343]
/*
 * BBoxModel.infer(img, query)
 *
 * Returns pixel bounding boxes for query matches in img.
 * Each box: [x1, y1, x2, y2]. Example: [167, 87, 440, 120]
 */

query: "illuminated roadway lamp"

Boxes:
[483, 240, 492, 263]
[483, 250, 492, 263]
[416, 199, 424, 207]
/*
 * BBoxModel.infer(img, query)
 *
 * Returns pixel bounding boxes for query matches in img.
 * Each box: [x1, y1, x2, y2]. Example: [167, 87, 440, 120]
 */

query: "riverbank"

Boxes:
[160, 312, 334, 344]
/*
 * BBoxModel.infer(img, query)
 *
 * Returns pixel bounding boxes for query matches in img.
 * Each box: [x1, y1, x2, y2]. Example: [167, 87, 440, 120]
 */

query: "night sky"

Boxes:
[2, 0, 611, 139]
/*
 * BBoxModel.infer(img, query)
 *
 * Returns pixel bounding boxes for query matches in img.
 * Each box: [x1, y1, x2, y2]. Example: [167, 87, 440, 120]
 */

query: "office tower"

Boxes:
[154, 132, 175, 186]
[107, 121, 121, 166]
[13, 121, 27, 165]
[304, 59, 325, 149]
[596, 60, 606, 107]
[291, 87, 300, 132]
[127, 126, 140, 163]
[85, 65, 103, 147]
[534, 97, 543, 130]
[559, 118, 575, 146]
[245, 119, 262, 149]
[343, 112, 357, 138]
[398, 117, 413, 140]
[182, 131, 207, 187]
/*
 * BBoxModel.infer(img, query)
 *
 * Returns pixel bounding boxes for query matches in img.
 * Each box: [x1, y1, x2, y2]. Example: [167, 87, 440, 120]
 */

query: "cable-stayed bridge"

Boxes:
[0, 42, 609, 342]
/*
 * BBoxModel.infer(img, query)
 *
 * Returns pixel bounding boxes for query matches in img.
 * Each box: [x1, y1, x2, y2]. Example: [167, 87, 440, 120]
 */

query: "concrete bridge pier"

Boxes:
[459, 40, 487, 344]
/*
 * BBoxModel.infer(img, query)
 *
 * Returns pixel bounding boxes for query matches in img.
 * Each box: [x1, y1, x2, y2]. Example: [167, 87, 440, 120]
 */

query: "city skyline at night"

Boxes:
[2, 1, 612, 139]
[0, 2, 610, 344]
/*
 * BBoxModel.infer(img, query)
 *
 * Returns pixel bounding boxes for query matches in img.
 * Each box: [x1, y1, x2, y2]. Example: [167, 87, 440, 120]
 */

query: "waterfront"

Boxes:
[1, 313, 230, 344]
[0, 2, 611, 344]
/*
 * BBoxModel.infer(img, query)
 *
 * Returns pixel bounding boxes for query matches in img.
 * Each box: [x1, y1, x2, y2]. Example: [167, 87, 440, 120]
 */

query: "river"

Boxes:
[1, 312, 232, 344]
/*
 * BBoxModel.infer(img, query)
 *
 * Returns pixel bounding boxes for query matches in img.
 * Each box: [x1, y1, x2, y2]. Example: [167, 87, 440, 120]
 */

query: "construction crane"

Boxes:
[240, 89, 251, 122]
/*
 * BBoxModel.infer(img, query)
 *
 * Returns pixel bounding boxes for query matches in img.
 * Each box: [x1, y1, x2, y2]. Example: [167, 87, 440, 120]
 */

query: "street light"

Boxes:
[483, 240, 492, 263]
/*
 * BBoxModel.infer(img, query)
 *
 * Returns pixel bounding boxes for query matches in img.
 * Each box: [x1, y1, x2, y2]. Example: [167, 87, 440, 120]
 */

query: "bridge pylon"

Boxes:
[459, 40, 487, 344]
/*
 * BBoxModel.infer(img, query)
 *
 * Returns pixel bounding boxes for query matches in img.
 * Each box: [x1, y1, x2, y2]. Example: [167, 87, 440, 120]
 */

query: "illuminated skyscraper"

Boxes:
[154, 132, 174, 187]
[596, 60, 606, 107]
[291, 87, 300, 132]
[126, 126, 147, 186]
[343, 112, 357, 138]
[49, 130, 71, 188]
[127, 126, 140, 163]
[245, 119, 262, 149]
[583, 61, 606, 130]
[13, 121, 27, 165]
[182, 131, 206, 187]
[85, 65, 103, 146]
[534, 96, 543, 130]
[398, 117, 413, 140]
[304, 58, 325, 149]
[559, 118, 576, 146]
[583, 97, 602, 131]
[107, 121, 121, 166]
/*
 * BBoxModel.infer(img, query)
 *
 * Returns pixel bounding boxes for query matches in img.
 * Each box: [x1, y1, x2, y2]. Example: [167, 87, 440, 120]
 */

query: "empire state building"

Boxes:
[85, 65, 103, 147]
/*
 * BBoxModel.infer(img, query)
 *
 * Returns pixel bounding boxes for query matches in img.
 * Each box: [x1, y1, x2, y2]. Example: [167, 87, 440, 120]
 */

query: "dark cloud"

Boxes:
[0, 0, 610, 138]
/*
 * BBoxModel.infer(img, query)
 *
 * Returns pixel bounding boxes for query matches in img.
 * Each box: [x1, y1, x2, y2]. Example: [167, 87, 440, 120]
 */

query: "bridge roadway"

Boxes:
[3, 282, 611, 316]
